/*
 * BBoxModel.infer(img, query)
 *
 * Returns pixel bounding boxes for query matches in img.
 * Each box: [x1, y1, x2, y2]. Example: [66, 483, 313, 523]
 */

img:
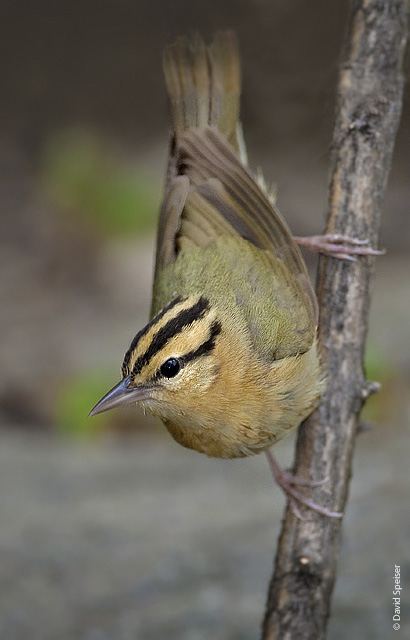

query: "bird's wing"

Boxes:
[155, 127, 318, 331]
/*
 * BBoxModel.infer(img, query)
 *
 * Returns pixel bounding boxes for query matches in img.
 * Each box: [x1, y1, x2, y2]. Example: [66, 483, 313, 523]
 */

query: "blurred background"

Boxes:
[0, 1, 409, 639]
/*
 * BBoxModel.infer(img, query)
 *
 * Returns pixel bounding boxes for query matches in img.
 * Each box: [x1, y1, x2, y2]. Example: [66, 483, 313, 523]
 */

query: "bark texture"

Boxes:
[262, 1, 409, 639]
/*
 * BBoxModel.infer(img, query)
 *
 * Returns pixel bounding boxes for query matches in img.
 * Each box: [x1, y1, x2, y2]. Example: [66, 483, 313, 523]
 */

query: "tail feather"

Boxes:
[208, 31, 240, 149]
[163, 31, 242, 155]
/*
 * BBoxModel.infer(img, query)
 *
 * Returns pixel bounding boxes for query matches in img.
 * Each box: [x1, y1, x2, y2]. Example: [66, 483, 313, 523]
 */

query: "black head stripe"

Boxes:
[183, 320, 222, 363]
[131, 296, 211, 376]
[122, 296, 183, 376]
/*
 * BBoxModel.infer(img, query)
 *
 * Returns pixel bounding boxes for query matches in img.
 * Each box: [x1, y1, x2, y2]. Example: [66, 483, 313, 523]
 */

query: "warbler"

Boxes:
[90, 32, 377, 517]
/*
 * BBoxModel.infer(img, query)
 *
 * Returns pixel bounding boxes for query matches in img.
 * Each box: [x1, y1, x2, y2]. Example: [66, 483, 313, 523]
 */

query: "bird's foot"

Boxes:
[294, 233, 385, 261]
[265, 449, 343, 520]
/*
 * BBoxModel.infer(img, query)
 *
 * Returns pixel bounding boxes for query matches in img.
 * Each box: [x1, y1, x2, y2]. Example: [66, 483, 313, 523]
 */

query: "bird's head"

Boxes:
[89, 295, 223, 421]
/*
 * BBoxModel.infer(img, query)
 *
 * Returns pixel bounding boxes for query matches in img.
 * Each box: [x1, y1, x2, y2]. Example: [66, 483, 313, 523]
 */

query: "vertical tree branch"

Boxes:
[262, 2, 409, 639]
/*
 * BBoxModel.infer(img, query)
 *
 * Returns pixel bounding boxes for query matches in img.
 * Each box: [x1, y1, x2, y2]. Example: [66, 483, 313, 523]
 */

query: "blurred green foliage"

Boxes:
[362, 343, 395, 424]
[42, 129, 160, 236]
[55, 371, 117, 438]
[364, 343, 392, 382]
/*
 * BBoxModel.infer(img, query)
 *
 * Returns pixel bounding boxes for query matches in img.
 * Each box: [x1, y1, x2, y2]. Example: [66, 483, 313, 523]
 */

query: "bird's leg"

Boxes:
[293, 234, 385, 261]
[265, 448, 343, 520]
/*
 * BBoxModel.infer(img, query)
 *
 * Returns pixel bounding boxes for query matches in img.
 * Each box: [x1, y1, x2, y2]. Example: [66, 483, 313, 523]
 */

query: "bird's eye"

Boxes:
[160, 357, 181, 378]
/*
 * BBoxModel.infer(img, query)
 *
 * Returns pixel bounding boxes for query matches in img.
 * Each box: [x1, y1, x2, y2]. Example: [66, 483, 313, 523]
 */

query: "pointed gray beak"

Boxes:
[89, 375, 151, 417]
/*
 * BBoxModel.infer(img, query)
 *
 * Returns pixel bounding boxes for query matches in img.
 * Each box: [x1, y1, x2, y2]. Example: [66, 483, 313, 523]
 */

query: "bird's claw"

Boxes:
[265, 450, 343, 520]
[294, 233, 385, 261]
